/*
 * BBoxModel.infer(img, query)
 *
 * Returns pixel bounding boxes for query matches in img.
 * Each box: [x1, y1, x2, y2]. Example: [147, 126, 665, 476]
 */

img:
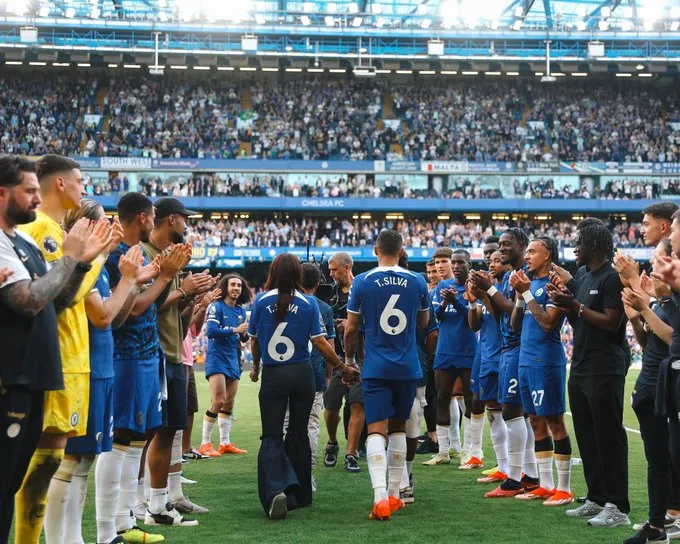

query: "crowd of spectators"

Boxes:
[0, 73, 100, 156]
[4, 71, 678, 163]
[184, 216, 647, 249]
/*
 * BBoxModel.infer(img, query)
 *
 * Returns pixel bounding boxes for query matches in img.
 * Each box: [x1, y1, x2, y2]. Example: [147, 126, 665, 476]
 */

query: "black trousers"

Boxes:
[258, 363, 315, 514]
[634, 392, 672, 527]
[667, 370, 680, 496]
[0, 387, 44, 543]
[568, 374, 630, 513]
[424, 364, 437, 433]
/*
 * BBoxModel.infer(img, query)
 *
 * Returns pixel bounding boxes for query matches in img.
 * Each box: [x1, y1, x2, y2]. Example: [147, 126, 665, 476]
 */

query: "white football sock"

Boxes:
[95, 446, 127, 543]
[168, 431, 184, 502]
[136, 477, 146, 506]
[555, 454, 572, 492]
[400, 461, 410, 490]
[487, 410, 509, 475]
[44, 457, 78, 544]
[149, 487, 169, 515]
[387, 433, 407, 498]
[523, 418, 538, 479]
[366, 434, 388, 504]
[115, 443, 144, 532]
[202, 412, 216, 444]
[537, 453, 555, 491]
[506, 417, 527, 483]
[462, 416, 472, 459]
[436, 425, 451, 455]
[449, 399, 461, 450]
[64, 457, 94, 544]
[406, 460, 413, 479]
[143, 456, 150, 502]
[218, 412, 232, 445]
[469, 413, 485, 460]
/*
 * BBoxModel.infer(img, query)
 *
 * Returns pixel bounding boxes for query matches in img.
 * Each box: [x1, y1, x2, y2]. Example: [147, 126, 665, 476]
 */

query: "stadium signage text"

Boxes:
[301, 199, 346, 208]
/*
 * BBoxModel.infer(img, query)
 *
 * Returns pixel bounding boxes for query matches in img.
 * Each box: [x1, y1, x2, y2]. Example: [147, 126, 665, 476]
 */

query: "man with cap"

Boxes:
[141, 197, 217, 525]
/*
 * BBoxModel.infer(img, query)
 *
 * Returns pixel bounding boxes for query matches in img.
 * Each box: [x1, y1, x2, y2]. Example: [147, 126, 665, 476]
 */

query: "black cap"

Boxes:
[154, 197, 197, 219]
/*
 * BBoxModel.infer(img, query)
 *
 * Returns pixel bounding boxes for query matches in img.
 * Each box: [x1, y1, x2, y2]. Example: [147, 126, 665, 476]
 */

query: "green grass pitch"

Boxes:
[29, 370, 650, 543]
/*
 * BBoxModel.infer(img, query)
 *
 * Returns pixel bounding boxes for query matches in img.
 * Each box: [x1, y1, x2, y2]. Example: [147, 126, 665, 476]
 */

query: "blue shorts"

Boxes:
[434, 353, 474, 371]
[498, 346, 522, 406]
[362, 378, 418, 425]
[66, 377, 114, 455]
[205, 360, 241, 381]
[519, 365, 567, 417]
[113, 356, 162, 434]
[479, 371, 499, 402]
[470, 349, 481, 394]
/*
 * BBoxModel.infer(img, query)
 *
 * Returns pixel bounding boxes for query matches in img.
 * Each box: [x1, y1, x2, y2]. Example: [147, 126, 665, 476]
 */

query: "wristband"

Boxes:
[345, 357, 355, 366]
[177, 287, 188, 300]
[468, 302, 480, 310]
[515, 299, 525, 309]
[578, 303, 585, 317]
[486, 286, 498, 297]
[522, 291, 534, 304]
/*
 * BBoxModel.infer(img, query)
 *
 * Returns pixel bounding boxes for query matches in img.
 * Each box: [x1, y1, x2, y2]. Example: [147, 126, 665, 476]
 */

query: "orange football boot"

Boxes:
[485, 485, 523, 498]
[516, 487, 555, 501]
[477, 470, 508, 483]
[218, 443, 248, 454]
[369, 499, 391, 521]
[198, 443, 221, 457]
[388, 496, 405, 513]
[543, 490, 574, 506]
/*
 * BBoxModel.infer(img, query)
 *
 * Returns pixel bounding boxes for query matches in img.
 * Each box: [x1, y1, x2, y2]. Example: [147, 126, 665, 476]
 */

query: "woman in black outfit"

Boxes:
[248, 254, 359, 520]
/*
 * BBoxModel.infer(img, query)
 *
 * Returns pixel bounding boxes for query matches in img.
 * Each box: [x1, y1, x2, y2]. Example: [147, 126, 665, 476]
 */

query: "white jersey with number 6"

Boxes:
[347, 265, 429, 381]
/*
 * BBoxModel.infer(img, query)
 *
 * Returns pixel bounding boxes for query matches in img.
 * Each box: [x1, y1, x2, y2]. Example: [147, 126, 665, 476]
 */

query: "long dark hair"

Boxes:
[265, 253, 303, 322]
[217, 274, 252, 306]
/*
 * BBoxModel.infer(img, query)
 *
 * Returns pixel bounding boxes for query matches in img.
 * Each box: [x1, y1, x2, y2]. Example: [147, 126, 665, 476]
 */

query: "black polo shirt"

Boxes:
[0, 230, 62, 391]
[570, 262, 627, 377]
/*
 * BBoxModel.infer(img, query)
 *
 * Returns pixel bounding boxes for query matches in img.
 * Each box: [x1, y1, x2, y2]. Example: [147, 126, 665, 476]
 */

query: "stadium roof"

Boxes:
[12, 0, 680, 32]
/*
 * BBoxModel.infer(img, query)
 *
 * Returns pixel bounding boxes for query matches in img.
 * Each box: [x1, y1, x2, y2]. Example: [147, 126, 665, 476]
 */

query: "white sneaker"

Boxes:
[268, 492, 287, 520]
[587, 503, 631, 528]
[667, 519, 680, 540]
[134, 501, 148, 521]
[422, 453, 451, 466]
[172, 496, 209, 514]
[145, 503, 199, 527]
[181, 475, 197, 485]
[566, 499, 604, 518]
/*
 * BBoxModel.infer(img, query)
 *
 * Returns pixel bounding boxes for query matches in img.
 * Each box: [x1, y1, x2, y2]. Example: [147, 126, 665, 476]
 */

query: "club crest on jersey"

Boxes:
[238, 315, 244, 322]
[43, 236, 58, 254]
[6, 422, 20, 438]
[534, 288, 544, 297]
[70, 412, 79, 427]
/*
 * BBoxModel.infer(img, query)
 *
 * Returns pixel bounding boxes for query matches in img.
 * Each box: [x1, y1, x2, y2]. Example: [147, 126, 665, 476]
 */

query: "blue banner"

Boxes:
[94, 196, 669, 213]
[188, 245, 652, 266]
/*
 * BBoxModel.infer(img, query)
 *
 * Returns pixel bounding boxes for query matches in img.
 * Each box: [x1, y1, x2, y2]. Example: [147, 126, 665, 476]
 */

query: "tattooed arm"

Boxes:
[0, 256, 79, 318]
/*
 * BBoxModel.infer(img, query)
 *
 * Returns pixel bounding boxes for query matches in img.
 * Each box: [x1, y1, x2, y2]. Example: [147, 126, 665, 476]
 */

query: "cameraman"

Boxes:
[322, 252, 365, 473]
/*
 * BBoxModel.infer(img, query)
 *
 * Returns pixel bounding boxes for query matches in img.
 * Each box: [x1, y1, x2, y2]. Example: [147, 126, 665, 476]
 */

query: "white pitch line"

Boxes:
[565, 411, 641, 435]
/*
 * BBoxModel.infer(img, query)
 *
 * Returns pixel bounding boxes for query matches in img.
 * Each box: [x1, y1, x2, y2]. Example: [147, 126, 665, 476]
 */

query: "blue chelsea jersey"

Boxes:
[432, 278, 478, 359]
[88, 268, 114, 379]
[519, 276, 566, 367]
[500, 270, 522, 351]
[205, 301, 248, 371]
[347, 265, 430, 381]
[248, 289, 325, 366]
[480, 303, 502, 366]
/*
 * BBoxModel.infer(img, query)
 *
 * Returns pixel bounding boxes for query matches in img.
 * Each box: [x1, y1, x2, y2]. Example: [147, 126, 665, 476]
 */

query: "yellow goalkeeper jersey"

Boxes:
[20, 210, 103, 374]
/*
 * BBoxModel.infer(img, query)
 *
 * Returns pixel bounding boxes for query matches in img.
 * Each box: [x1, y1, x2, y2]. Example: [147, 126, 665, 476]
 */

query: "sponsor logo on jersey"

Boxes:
[7, 423, 21, 438]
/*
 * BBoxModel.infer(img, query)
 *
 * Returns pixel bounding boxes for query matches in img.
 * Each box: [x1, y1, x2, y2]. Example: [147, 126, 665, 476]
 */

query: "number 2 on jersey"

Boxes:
[380, 294, 407, 336]
[268, 322, 295, 362]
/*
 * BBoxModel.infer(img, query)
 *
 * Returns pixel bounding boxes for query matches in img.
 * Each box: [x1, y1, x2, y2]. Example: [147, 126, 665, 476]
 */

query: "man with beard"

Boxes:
[0, 156, 106, 543]
[96, 193, 187, 544]
[141, 197, 216, 524]
[470, 229, 540, 498]
[17, 155, 116, 544]
[547, 220, 630, 527]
